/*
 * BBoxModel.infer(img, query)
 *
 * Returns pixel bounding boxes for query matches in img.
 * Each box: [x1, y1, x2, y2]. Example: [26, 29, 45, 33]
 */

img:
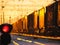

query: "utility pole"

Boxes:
[2, 0, 5, 23]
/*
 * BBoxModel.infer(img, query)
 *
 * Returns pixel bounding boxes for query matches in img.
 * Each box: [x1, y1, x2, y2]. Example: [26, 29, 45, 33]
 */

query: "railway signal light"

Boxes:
[2, 25, 9, 33]
[0, 23, 13, 45]
[1, 23, 13, 33]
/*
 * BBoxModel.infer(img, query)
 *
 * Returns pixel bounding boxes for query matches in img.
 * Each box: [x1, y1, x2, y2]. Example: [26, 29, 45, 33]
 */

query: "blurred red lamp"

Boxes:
[2, 25, 9, 33]
[1, 23, 13, 33]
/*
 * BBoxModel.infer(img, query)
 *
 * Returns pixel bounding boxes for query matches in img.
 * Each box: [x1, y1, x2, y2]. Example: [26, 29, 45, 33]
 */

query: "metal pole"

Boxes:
[3, 11, 4, 23]
[2, 0, 4, 23]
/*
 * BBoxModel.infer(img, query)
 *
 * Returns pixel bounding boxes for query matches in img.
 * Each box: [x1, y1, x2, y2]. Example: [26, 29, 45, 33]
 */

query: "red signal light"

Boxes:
[2, 25, 9, 33]
[1, 23, 13, 33]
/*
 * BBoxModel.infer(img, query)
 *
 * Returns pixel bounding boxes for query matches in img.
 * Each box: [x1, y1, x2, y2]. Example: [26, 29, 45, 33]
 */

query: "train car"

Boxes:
[12, 1, 60, 38]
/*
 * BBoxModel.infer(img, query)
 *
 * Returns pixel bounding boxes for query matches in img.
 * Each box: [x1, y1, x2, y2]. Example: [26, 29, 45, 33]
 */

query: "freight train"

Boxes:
[12, 1, 60, 37]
